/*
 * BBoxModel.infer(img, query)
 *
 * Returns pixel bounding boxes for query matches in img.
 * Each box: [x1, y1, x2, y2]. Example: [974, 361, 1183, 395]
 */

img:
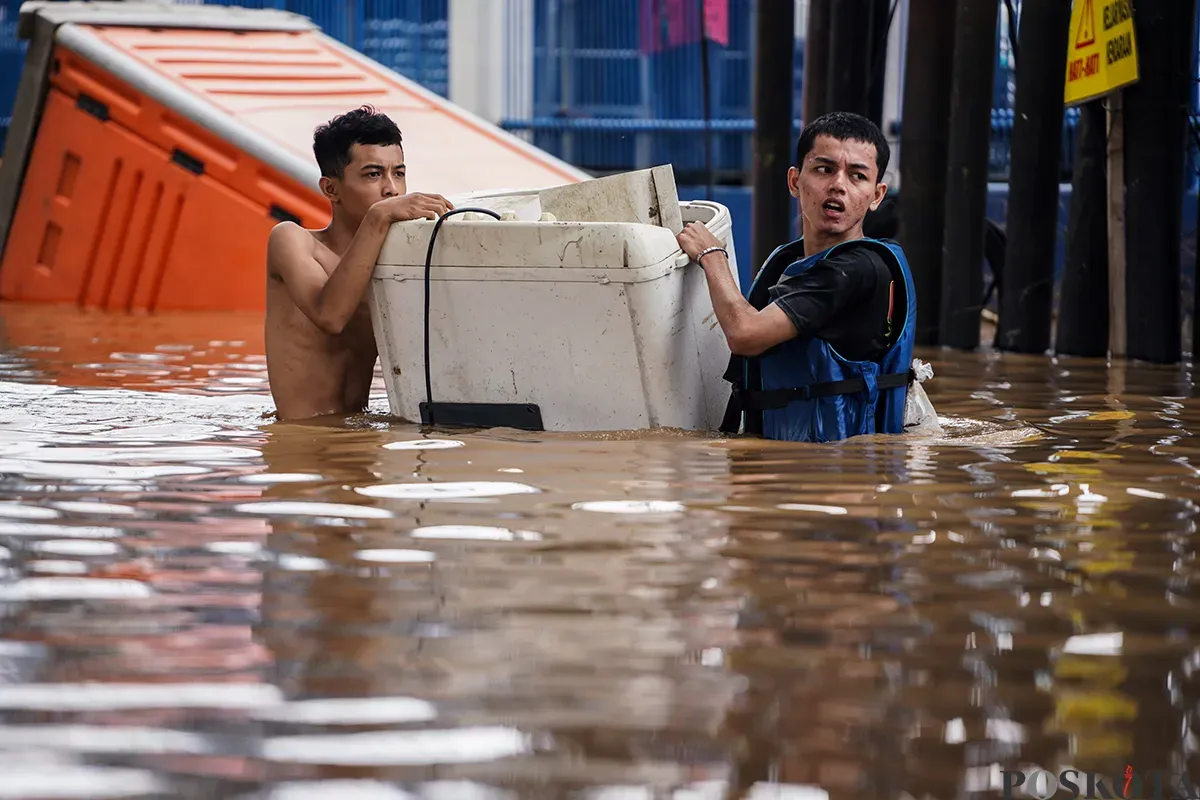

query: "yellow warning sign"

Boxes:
[1064, 0, 1139, 106]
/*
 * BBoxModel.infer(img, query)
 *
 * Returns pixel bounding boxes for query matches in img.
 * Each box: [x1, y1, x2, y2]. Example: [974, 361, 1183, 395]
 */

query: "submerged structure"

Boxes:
[0, 1, 586, 313]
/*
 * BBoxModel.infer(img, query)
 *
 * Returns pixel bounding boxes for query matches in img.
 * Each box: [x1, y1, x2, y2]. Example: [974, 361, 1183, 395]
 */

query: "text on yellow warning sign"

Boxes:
[1064, 0, 1139, 106]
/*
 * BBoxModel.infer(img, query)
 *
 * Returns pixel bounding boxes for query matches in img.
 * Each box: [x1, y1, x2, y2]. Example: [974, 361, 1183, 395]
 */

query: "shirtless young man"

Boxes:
[265, 106, 453, 421]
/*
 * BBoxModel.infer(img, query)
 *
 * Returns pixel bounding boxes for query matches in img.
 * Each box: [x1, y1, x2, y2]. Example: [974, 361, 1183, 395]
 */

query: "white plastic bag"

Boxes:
[903, 358, 941, 433]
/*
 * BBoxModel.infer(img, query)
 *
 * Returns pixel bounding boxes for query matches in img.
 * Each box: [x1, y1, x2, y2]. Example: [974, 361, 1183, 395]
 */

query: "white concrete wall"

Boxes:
[448, 0, 533, 127]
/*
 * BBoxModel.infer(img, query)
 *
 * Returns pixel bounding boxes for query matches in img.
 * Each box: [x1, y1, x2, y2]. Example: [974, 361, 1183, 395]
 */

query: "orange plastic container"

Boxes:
[2, 81, 310, 311]
[0, 5, 587, 312]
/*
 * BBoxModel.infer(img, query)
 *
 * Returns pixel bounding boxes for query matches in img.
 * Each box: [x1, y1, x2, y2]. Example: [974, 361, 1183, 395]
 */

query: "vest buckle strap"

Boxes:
[733, 369, 914, 412]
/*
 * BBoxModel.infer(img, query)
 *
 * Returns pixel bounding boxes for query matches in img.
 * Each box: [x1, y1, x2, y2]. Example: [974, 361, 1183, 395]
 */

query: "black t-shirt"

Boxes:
[766, 245, 896, 362]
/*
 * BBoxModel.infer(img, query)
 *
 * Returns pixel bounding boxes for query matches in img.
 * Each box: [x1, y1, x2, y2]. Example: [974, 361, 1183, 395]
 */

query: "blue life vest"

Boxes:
[719, 236, 917, 443]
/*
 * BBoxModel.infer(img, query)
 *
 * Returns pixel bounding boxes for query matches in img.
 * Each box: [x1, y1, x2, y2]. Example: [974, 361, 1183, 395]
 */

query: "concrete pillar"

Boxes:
[881, 0, 907, 187]
[448, 0, 533, 126]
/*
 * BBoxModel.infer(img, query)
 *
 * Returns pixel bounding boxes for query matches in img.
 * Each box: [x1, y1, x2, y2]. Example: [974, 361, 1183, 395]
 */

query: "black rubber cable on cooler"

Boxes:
[422, 206, 502, 411]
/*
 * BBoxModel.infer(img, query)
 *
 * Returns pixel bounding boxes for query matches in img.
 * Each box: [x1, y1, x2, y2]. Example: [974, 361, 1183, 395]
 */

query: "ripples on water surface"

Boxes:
[0, 302, 1199, 799]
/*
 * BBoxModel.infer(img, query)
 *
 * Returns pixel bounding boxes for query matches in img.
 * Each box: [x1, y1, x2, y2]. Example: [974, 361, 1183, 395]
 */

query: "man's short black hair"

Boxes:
[794, 111, 890, 180]
[313, 105, 403, 179]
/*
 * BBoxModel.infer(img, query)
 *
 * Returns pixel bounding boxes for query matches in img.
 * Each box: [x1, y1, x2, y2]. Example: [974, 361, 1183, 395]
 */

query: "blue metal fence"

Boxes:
[201, 0, 449, 95]
[502, 0, 1073, 182]
[514, 0, 798, 179]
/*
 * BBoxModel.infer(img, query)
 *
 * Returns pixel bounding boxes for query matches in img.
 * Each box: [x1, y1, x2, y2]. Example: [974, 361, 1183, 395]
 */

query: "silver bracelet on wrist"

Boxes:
[695, 246, 728, 266]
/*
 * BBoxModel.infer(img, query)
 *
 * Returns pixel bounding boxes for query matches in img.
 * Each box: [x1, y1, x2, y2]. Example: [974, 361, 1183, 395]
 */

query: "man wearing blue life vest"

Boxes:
[676, 111, 919, 443]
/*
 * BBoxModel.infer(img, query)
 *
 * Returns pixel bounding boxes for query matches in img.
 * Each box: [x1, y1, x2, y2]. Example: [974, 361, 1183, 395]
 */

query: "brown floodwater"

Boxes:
[0, 300, 1197, 799]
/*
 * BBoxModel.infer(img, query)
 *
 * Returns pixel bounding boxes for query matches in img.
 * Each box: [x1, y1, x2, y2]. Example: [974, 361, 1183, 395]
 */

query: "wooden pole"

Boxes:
[1106, 92, 1127, 359]
[940, 0, 999, 350]
[1120, 0, 1195, 363]
[751, 0, 796, 274]
[826, 0, 873, 118]
[867, 0, 893, 128]
[997, 0, 1071, 354]
[1056, 100, 1109, 357]
[802, 0, 831, 126]
[897, 0, 957, 346]
[1195, 141, 1200, 362]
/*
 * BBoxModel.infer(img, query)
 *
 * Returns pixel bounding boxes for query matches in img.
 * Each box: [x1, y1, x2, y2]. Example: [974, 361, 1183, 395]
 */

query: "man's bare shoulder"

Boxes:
[267, 221, 315, 253]
[266, 221, 320, 278]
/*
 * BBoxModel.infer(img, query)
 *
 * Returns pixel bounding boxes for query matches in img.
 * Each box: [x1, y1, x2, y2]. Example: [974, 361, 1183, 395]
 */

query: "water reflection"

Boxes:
[0, 302, 1195, 797]
[711, 436, 916, 798]
[253, 422, 746, 792]
[0, 302, 268, 394]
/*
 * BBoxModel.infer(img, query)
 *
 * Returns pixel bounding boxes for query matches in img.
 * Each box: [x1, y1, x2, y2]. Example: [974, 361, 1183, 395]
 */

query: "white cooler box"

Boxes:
[367, 199, 739, 432]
